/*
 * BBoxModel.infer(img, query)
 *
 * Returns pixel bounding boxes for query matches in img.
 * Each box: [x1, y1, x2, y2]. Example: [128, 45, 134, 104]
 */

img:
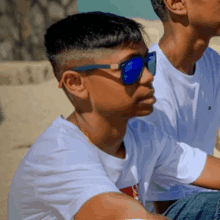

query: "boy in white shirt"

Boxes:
[7, 11, 220, 220]
[142, 0, 220, 214]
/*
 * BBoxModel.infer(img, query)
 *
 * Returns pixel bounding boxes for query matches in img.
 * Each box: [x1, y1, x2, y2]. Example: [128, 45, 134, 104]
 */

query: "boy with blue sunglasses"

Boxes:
[8, 12, 220, 220]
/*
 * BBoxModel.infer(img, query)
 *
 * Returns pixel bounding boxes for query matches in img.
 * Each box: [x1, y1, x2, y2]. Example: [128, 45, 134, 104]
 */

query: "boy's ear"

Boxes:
[61, 70, 88, 99]
[164, 0, 187, 16]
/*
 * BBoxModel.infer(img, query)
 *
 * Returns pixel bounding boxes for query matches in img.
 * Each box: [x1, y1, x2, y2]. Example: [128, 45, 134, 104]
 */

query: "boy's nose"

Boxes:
[139, 67, 154, 85]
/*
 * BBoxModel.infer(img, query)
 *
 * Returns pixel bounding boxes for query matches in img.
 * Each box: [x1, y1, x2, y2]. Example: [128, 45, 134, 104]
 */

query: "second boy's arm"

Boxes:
[192, 154, 220, 189]
[153, 154, 220, 214]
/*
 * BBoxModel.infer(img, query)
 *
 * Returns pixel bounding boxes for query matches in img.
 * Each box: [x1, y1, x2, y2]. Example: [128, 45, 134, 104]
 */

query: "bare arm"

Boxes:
[192, 155, 220, 189]
[74, 192, 171, 220]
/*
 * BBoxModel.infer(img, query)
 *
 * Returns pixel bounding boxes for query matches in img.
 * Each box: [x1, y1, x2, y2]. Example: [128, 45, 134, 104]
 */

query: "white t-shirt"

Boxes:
[8, 115, 206, 220]
[143, 43, 220, 201]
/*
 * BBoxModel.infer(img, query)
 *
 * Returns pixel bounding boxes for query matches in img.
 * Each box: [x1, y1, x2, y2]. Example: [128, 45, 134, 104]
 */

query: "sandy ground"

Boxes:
[1, 19, 220, 220]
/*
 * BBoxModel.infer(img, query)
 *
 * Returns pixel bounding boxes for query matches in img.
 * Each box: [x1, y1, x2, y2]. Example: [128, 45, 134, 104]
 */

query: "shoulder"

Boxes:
[22, 120, 101, 172]
[204, 47, 219, 57]
[126, 118, 180, 168]
[127, 118, 165, 146]
[127, 117, 155, 135]
[199, 47, 220, 82]
[202, 47, 220, 65]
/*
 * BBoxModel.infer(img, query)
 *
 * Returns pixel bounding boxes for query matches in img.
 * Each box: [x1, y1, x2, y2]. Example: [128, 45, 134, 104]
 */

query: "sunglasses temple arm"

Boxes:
[58, 64, 119, 88]
[73, 64, 113, 71]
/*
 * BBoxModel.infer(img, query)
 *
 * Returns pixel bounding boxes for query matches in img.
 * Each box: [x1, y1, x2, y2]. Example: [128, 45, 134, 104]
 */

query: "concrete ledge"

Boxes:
[0, 61, 54, 86]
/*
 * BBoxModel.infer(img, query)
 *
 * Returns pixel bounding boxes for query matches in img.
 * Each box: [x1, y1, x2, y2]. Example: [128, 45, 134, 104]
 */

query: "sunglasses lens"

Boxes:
[123, 58, 144, 85]
[147, 52, 156, 76]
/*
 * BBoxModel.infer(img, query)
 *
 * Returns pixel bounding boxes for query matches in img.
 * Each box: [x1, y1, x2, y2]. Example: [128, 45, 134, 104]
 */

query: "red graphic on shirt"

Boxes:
[120, 185, 139, 199]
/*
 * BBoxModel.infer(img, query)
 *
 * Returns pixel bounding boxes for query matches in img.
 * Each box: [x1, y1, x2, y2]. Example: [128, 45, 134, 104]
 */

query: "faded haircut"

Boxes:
[44, 11, 146, 80]
[44, 11, 147, 105]
[151, 0, 167, 21]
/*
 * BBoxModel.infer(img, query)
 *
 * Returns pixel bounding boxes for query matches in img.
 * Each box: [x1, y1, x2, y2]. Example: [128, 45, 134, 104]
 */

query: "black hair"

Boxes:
[44, 12, 146, 107]
[44, 11, 145, 62]
[151, 0, 167, 21]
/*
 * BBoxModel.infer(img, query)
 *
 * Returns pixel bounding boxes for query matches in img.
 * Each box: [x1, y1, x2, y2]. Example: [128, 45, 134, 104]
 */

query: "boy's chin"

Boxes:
[130, 106, 154, 118]
[118, 106, 154, 120]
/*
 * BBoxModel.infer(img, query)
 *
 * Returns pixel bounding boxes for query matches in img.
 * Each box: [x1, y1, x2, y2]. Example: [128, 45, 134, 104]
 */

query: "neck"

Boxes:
[160, 21, 211, 75]
[67, 111, 128, 158]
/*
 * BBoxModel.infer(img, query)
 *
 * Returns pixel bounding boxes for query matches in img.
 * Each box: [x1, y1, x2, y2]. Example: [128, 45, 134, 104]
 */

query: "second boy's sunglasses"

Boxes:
[58, 51, 156, 88]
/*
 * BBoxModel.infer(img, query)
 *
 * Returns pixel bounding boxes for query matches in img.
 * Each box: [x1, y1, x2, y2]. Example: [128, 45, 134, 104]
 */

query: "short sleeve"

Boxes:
[31, 139, 121, 220]
[151, 134, 207, 190]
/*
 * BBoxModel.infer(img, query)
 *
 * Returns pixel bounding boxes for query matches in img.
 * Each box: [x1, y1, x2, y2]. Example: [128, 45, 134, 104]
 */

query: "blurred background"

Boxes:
[0, 1, 220, 219]
[0, 0, 156, 63]
[0, 0, 78, 62]
[78, 0, 159, 20]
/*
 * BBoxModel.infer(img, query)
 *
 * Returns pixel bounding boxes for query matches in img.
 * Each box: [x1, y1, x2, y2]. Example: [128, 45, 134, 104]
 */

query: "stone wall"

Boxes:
[0, 0, 78, 61]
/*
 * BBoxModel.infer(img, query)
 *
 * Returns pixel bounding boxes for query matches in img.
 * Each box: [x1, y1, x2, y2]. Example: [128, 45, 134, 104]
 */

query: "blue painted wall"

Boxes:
[78, 0, 159, 20]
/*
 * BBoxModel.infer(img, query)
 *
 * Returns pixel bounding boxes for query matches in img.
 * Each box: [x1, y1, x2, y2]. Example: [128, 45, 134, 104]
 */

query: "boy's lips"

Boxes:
[138, 96, 156, 105]
[137, 89, 155, 102]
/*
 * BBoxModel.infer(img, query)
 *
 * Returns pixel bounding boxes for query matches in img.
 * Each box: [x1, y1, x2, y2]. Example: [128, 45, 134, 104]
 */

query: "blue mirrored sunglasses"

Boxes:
[58, 51, 156, 88]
